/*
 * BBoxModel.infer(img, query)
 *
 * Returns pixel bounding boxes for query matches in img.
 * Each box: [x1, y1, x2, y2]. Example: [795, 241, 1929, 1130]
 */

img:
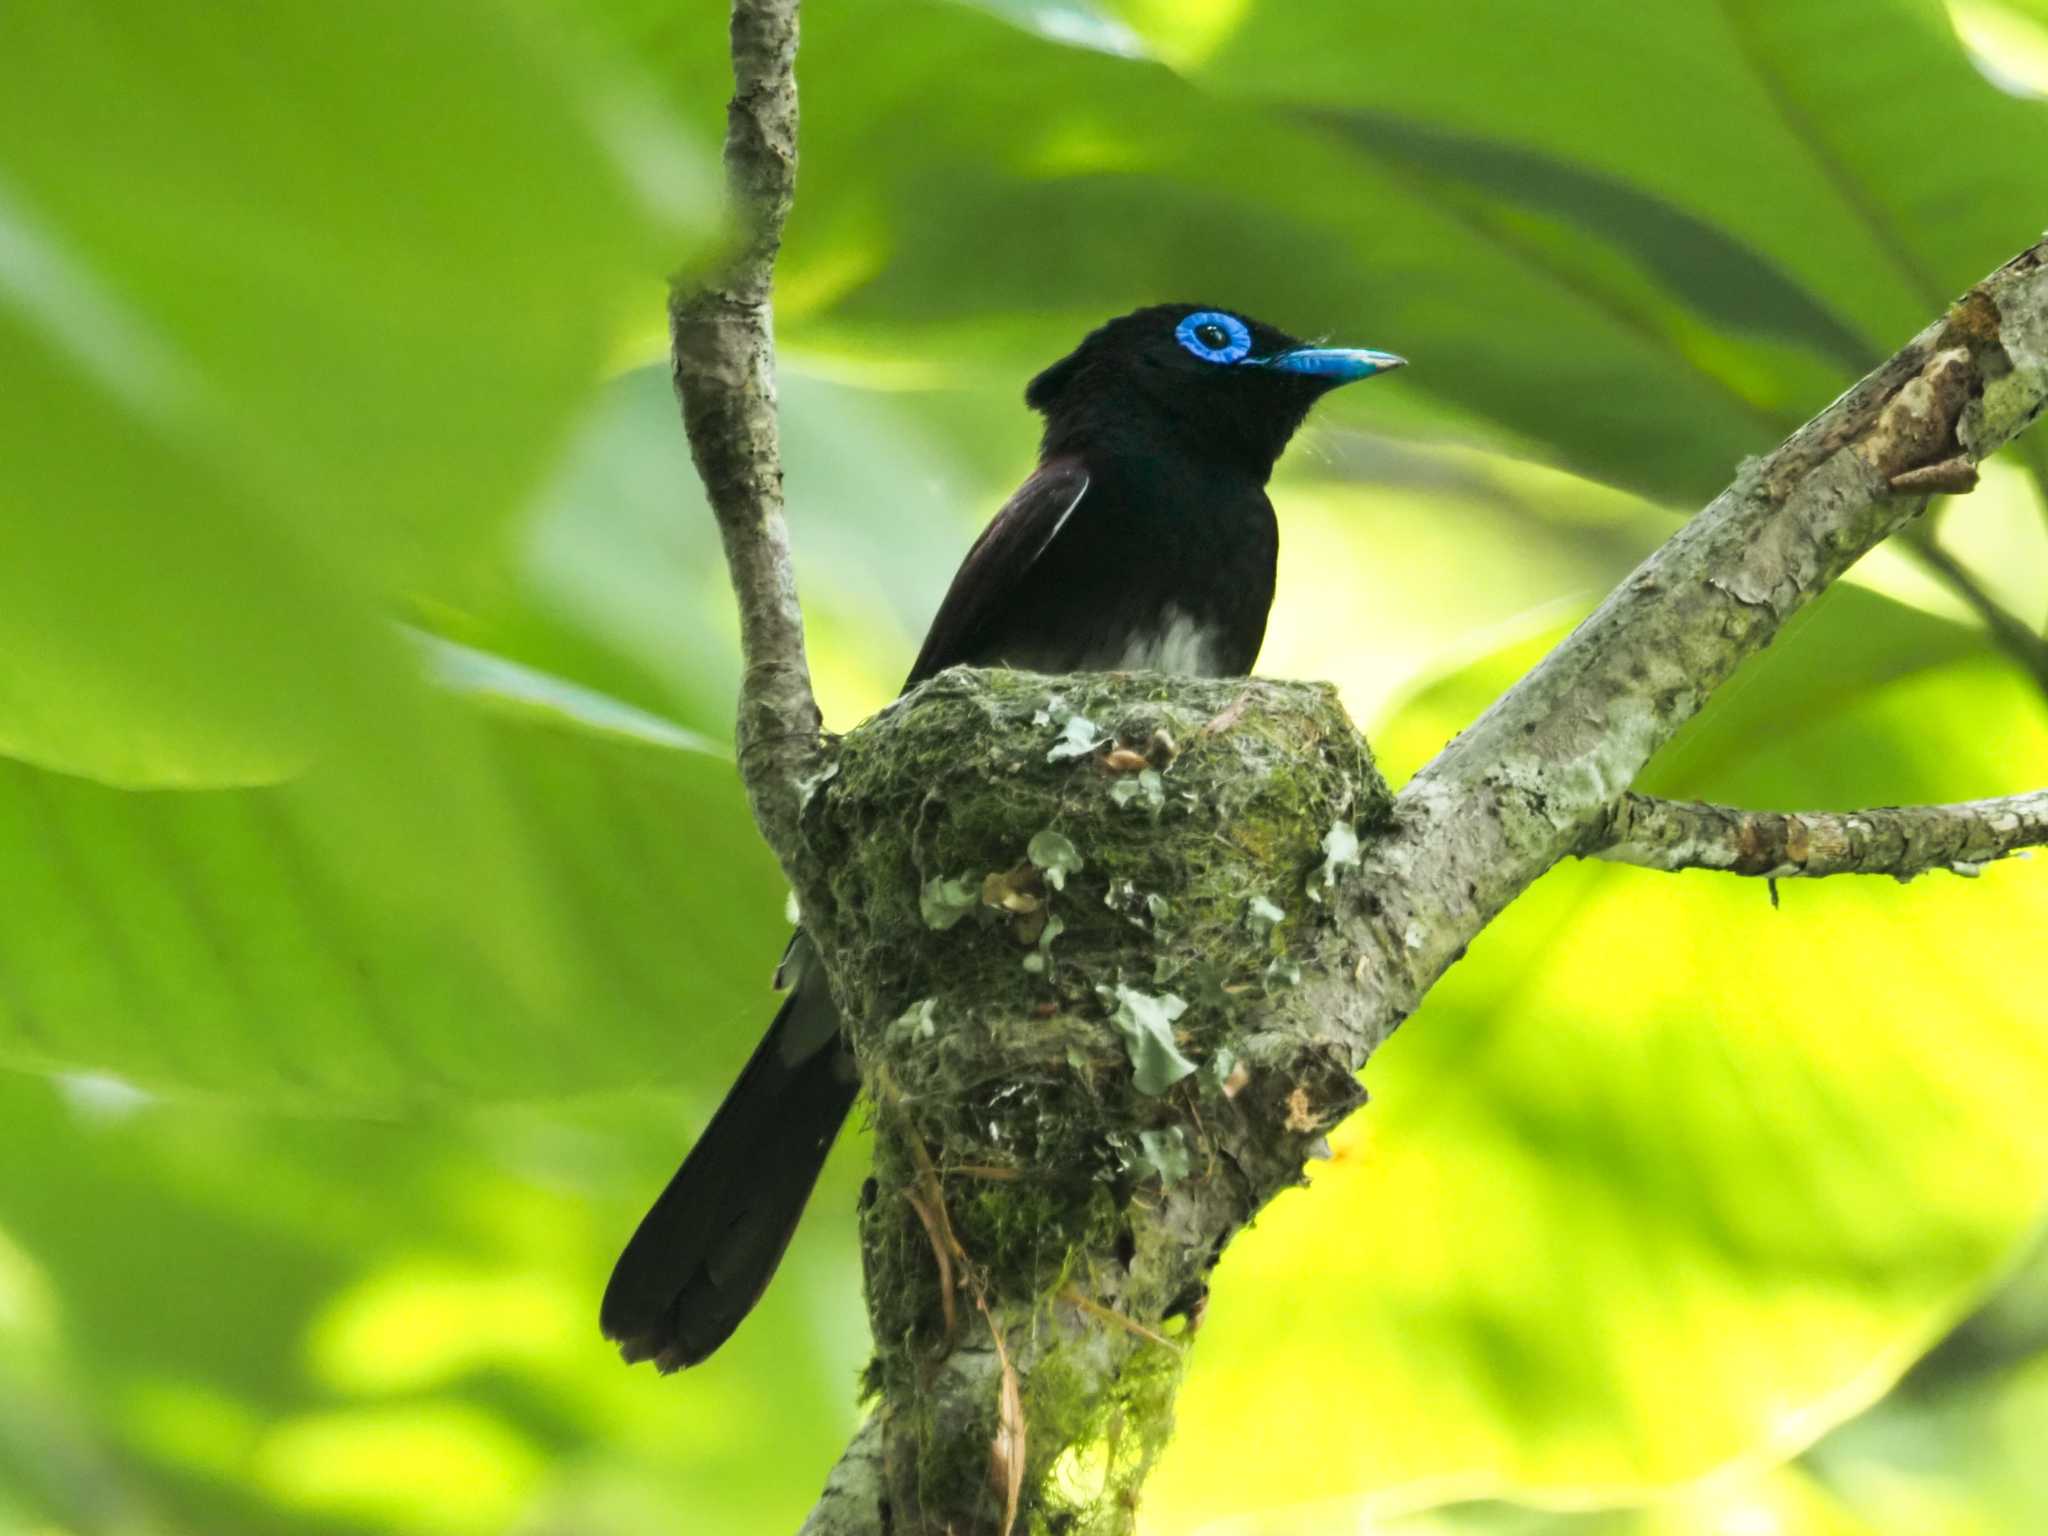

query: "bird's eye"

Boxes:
[1174, 310, 1252, 364]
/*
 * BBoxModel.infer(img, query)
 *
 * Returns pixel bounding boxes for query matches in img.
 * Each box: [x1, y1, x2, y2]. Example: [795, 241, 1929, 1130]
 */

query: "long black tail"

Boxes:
[601, 957, 857, 1371]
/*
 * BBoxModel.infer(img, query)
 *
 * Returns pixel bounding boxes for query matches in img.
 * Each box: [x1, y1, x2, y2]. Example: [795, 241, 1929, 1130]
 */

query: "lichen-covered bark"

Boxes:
[793, 670, 1391, 1534]
[798, 1418, 885, 1536]
[1351, 240, 2048, 1040]
[671, 0, 827, 897]
[1593, 789, 2048, 878]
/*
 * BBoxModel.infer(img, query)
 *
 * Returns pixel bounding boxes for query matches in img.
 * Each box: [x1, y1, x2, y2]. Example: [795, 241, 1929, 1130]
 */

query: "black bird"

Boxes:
[601, 304, 1405, 1370]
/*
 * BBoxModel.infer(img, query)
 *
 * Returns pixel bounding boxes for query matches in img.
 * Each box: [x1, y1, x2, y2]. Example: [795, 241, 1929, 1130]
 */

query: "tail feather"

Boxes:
[601, 971, 857, 1370]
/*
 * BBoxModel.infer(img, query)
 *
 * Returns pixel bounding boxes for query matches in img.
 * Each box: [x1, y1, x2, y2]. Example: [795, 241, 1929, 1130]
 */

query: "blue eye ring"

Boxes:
[1175, 310, 1252, 364]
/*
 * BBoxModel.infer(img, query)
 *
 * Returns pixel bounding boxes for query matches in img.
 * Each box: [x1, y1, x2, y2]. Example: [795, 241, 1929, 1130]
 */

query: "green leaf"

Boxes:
[1378, 583, 1992, 790]
[1161, 0, 2048, 494]
[0, 1071, 869, 1535]
[1144, 628, 2048, 1529]
[586, 0, 2048, 510]
[1299, 1229, 2048, 1531]
[482, 363, 988, 739]
[1637, 585, 1997, 803]
[416, 633, 723, 755]
[0, 651, 786, 1109]
[0, 1, 705, 785]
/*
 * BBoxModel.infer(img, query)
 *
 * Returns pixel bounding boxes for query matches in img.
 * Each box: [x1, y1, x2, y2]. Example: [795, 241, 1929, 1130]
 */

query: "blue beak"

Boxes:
[1264, 346, 1407, 382]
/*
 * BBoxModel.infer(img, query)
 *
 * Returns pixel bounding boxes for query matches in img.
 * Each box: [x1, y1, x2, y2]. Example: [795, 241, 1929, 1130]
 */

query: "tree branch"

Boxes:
[1592, 789, 2048, 878]
[796, 1417, 885, 1536]
[1353, 237, 2048, 1032]
[671, 0, 823, 887]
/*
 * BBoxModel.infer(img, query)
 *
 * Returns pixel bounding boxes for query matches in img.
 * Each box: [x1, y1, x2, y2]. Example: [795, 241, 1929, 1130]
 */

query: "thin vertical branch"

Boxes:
[672, 0, 822, 885]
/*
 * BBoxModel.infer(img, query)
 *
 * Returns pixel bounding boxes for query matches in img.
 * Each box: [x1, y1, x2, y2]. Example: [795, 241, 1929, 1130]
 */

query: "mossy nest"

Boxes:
[796, 667, 1390, 1535]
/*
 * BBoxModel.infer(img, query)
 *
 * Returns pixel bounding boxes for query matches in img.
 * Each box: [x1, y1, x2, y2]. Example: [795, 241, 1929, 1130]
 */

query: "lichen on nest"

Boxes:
[797, 666, 1390, 1534]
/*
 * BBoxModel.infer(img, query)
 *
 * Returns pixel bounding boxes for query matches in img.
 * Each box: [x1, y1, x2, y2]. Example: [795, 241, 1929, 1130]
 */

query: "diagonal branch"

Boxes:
[671, 0, 823, 889]
[1353, 236, 2048, 1034]
[1592, 789, 2048, 879]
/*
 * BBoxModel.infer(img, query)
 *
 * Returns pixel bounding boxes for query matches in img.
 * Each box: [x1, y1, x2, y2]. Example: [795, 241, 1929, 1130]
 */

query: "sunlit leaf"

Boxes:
[0, 652, 784, 1108]
[1143, 620, 2048, 1529]
[0, 1, 704, 785]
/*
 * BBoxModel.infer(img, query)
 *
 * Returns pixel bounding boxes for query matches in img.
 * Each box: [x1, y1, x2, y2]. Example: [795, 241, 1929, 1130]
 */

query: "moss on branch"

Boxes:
[795, 668, 1390, 1534]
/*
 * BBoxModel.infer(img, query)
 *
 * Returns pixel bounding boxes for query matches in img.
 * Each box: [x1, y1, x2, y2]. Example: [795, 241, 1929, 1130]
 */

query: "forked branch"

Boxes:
[1357, 239, 2048, 1032]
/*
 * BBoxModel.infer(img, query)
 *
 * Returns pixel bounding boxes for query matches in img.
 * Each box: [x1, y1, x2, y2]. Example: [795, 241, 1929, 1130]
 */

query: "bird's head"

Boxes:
[1026, 303, 1405, 479]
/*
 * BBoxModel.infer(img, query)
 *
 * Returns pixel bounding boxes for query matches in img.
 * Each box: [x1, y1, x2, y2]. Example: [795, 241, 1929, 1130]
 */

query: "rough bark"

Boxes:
[1343, 246, 2048, 1045]
[798, 1418, 885, 1536]
[1593, 789, 2048, 878]
[670, 0, 825, 899]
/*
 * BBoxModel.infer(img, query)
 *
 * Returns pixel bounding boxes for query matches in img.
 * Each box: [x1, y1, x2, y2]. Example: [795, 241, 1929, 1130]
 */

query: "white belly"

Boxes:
[1116, 606, 1221, 675]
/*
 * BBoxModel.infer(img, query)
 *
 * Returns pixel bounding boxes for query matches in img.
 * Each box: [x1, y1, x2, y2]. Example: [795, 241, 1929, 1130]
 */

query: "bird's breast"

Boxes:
[1113, 604, 1226, 676]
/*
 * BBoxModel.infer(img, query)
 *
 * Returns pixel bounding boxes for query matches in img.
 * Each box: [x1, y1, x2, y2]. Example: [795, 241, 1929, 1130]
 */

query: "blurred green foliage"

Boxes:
[1, 1, 2046, 1533]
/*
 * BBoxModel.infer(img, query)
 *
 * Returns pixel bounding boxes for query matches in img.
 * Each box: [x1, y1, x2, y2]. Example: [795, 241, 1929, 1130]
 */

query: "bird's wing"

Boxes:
[903, 456, 1090, 688]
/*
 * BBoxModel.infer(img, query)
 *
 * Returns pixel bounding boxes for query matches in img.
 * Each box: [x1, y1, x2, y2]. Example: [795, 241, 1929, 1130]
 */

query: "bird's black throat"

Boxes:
[938, 446, 1279, 682]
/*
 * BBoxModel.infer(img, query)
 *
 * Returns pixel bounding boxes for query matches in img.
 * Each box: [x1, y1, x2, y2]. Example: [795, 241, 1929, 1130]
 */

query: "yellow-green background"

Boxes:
[2, 1, 2047, 1532]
